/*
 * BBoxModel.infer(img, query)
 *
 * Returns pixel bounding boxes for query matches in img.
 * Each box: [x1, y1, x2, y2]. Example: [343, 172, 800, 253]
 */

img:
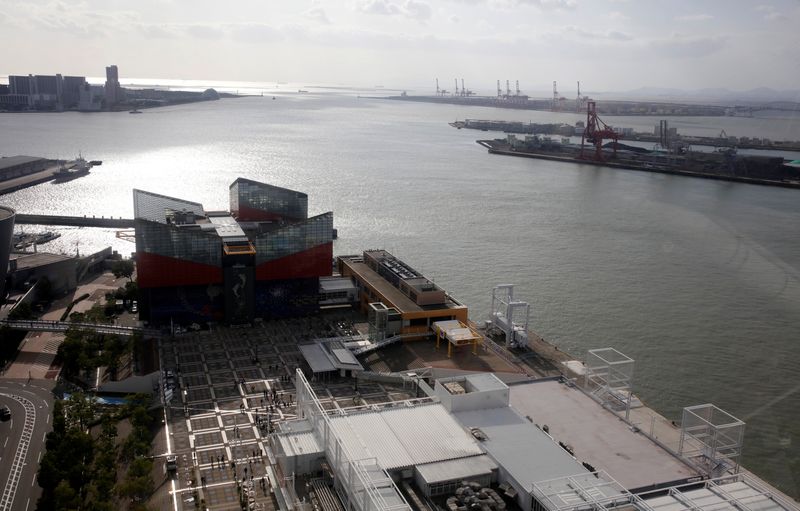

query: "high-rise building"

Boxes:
[134, 178, 334, 325]
[104, 65, 121, 107]
[8, 75, 31, 96]
[61, 76, 86, 109]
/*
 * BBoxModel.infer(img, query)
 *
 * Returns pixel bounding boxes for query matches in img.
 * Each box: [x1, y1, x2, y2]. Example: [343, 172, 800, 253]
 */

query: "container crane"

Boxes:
[580, 101, 620, 161]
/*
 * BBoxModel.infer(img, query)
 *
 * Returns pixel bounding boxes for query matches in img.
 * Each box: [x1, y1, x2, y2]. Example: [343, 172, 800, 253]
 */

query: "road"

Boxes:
[0, 380, 54, 511]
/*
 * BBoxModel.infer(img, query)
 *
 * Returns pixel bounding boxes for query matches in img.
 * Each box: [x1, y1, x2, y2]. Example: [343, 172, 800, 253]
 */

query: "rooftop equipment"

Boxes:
[489, 284, 530, 348]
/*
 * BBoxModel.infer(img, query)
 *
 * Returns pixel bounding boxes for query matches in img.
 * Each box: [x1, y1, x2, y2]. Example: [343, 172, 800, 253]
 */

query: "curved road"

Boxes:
[0, 380, 54, 511]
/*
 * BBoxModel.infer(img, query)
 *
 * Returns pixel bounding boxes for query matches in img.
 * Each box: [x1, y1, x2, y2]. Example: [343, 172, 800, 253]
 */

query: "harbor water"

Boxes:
[1, 89, 798, 498]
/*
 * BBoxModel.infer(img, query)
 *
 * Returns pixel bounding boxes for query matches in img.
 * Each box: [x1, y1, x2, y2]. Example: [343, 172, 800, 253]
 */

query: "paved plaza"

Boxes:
[158, 314, 416, 511]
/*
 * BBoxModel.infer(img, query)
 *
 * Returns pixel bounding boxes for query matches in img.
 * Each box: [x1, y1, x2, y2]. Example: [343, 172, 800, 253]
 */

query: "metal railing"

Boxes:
[0, 319, 163, 337]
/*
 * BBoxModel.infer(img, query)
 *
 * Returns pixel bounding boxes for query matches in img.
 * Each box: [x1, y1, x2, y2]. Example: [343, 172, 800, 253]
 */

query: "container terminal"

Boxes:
[1, 180, 798, 511]
[385, 78, 800, 117]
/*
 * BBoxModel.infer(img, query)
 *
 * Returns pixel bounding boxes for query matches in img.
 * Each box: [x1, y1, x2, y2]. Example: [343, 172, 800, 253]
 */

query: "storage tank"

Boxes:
[0, 206, 15, 299]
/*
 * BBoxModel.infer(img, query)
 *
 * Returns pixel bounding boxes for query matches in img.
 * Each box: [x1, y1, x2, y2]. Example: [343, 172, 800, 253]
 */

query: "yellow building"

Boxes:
[338, 250, 469, 340]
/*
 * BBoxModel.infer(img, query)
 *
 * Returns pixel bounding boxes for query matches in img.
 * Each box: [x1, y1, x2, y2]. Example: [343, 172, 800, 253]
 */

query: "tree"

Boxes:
[8, 302, 33, 320]
[53, 480, 80, 511]
[117, 457, 154, 503]
[111, 259, 135, 282]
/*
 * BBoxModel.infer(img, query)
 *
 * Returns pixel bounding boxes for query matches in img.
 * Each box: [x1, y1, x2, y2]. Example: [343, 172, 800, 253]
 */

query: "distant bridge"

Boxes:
[0, 319, 163, 337]
[15, 214, 134, 228]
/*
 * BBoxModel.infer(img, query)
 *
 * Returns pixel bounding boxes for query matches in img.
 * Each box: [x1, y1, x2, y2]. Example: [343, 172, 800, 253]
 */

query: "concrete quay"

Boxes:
[0, 162, 63, 195]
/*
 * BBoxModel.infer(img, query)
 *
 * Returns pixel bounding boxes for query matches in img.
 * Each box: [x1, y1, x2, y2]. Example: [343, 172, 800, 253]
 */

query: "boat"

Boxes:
[298, 90, 309, 93]
[34, 231, 61, 245]
[89, 160, 102, 166]
[129, 108, 142, 114]
[13, 232, 35, 250]
[53, 153, 92, 183]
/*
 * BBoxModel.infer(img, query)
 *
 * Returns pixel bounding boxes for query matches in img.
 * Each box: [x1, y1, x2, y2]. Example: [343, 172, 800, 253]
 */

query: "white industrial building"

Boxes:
[269, 370, 798, 511]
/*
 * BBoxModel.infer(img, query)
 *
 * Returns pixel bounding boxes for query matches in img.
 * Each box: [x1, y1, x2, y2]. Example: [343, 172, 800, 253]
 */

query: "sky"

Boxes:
[0, 0, 798, 94]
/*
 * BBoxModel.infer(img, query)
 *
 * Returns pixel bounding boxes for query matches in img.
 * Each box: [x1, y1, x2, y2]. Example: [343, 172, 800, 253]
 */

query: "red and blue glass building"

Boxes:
[134, 178, 333, 325]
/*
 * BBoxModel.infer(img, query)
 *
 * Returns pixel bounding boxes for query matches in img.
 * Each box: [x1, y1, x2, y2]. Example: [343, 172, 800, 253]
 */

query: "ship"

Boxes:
[34, 231, 61, 244]
[52, 154, 92, 183]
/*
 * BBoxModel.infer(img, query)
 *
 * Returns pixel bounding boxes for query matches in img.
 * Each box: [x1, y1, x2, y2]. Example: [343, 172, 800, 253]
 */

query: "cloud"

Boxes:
[558, 25, 633, 42]
[675, 14, 713, 22]
[136, 24, 177, 39]
[184, 24, 224, 39]
[355, 0, 432, 21]
[755, 5, 784, 21]
[464, 0, 576, 9]
[304, 7, 331, 24]
[648, 33, 726, 58]
[449, 14, 460, 23]
[403, 0, 432, 21]
[607, 11, 629, 21]
[228, 23, 284, 44]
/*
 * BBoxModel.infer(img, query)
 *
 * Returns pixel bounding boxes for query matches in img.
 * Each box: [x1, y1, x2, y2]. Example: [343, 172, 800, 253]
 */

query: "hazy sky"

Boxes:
[1, 0, 798, 93]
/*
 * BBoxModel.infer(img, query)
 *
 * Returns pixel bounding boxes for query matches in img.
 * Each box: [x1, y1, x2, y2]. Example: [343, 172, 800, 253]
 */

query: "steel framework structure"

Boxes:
[678, 404, 745, 477]
[530, 471, 633, 511]
[584, 348, 634, 420]
[580, 101, 620, 161]
[489, 284, 531, 348]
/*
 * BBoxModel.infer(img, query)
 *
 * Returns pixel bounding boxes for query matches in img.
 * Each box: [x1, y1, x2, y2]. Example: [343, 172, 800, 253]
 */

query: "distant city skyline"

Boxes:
[0, 0, 798, 93]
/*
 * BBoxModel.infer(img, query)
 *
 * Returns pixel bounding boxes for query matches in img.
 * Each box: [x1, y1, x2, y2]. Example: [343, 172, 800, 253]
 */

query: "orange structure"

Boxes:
[338, 250, 468, 340]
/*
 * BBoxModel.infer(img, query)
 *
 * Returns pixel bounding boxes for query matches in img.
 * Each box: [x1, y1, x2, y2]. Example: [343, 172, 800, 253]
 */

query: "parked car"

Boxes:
[0, 405, 10, 420]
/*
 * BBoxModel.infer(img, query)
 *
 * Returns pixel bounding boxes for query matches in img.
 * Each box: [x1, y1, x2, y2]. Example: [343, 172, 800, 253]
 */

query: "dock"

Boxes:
[14, 214, 135, 228]
[0, 160, 63, 195]
[478, 140, 800, 189]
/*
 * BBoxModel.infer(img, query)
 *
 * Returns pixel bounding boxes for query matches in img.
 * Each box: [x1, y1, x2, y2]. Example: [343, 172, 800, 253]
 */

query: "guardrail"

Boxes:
[0, 319, 163, 337]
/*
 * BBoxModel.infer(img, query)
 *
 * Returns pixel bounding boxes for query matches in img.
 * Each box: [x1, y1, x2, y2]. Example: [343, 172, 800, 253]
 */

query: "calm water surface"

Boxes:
[1, 93, 799, 497]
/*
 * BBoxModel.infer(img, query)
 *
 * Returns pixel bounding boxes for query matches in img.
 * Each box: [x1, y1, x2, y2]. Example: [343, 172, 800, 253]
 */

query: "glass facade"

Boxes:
[230, 178, 308, 221]
[254, 212, 333, 264]
[141, 284, 225, 324]
[133, 189, 204, 224]
[135, 220, 222, 268]
[255, 278, 320, 318]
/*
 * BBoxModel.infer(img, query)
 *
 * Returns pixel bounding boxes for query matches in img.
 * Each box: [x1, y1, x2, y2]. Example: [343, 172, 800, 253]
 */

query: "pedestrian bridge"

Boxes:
[0, 319, 163, 337]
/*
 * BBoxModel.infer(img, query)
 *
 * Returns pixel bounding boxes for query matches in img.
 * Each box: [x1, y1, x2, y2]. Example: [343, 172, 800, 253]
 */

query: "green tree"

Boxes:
[117, 457, 154, 503]
[111, 259, 135, 282]
[53, 480, 80, 511]
[8, 302, 33, 320]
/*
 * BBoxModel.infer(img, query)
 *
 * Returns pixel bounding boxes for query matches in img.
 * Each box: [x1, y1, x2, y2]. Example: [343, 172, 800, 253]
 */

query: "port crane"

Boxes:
[580, 101, 620, 161]
[435, 78, 447, 96]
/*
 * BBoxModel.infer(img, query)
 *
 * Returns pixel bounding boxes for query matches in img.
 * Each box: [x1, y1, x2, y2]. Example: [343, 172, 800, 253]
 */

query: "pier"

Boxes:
[0, 161, 61, 195]
[15, 214, 135, 228]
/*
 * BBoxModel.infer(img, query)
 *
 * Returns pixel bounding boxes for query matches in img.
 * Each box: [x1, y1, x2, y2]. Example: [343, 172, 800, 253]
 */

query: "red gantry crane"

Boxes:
[580, 101, 621, 161]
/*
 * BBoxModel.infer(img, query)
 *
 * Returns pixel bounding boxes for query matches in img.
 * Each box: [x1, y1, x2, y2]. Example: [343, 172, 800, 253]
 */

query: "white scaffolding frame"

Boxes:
[678, 404, 745, 477]
[633, 472, 798, 511]
[530, 471, 634, 511]
[584, 348, 634, 420]
[489, 284, 531, 348]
